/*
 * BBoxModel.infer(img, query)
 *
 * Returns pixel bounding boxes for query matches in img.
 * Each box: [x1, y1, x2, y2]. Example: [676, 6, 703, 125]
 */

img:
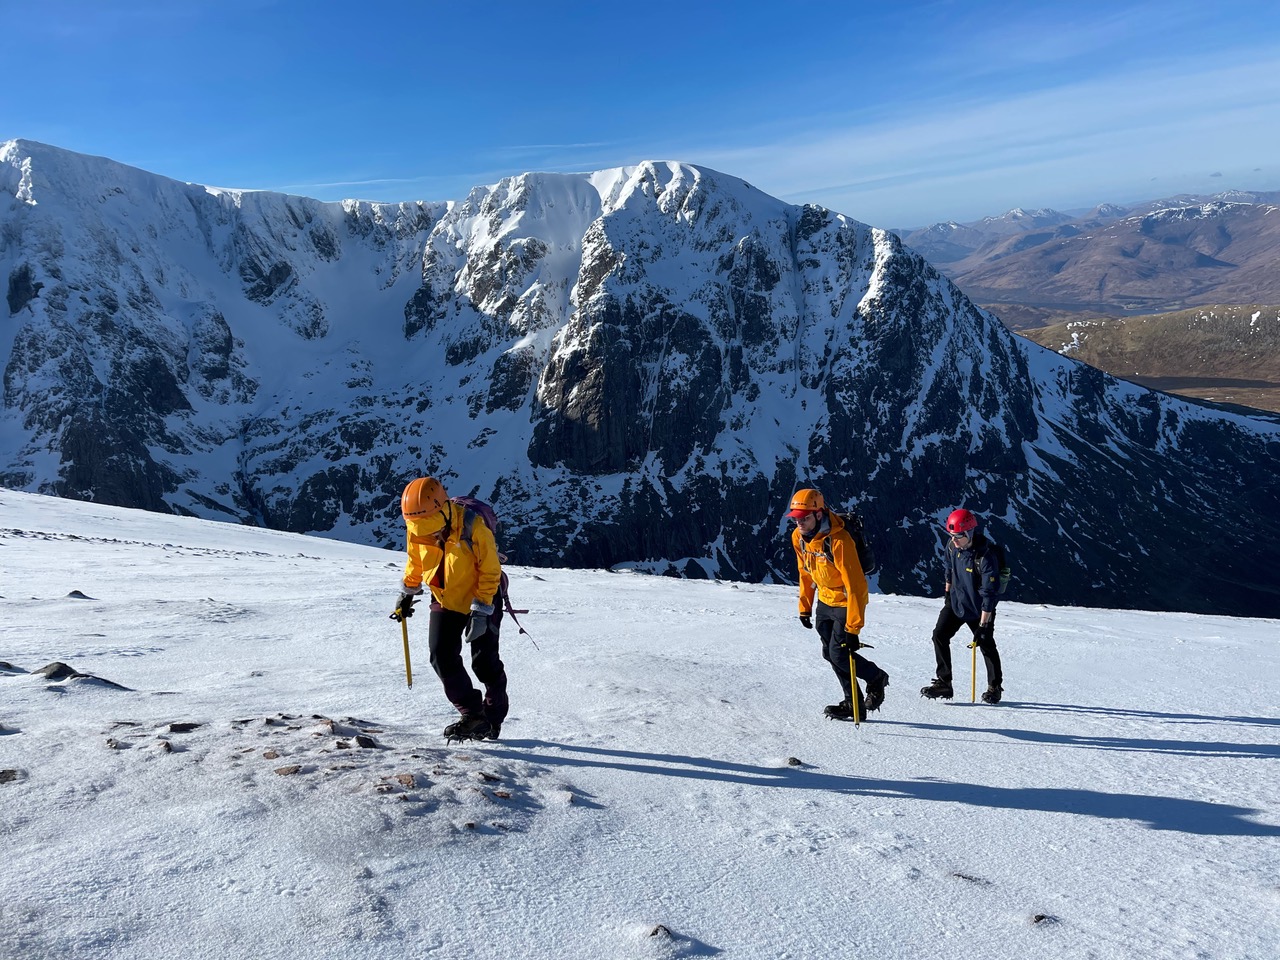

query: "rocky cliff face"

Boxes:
[3, 140, 1278, 617]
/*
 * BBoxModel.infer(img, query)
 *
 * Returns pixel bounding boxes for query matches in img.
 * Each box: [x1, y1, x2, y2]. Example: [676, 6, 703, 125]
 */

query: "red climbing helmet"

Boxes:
[945, 509, 978, 535]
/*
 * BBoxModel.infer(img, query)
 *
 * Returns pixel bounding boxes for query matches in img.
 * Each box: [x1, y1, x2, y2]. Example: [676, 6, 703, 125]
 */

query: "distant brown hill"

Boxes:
[957, 202, 1280, 322]
[896, 192, 1280, 330]
[1019, 305, 1280, 413]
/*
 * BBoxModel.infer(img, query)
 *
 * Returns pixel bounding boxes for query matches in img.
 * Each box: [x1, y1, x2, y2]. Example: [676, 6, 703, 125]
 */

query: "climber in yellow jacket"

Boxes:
[395, 476, 507, 741]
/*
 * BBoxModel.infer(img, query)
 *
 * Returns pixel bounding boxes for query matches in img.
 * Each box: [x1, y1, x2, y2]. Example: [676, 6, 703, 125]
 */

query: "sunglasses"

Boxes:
[949, 531, 971, 541]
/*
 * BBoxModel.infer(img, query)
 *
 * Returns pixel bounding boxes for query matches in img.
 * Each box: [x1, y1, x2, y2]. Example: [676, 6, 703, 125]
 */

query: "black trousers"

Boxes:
[428, 608, 509, 724]
[931, 604, 1001, 688]
[814, 600, 888, 708]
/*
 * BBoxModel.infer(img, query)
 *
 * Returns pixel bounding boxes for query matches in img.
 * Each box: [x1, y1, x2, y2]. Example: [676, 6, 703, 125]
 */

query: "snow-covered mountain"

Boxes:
[2, 140, 1279, 617]
[897, 191, 1280, 322]
[978, 207, 1076, 233]
[953, 199, 1280, 308]
[895, 207, 1083, 265]
[3, 490, 1279, 960]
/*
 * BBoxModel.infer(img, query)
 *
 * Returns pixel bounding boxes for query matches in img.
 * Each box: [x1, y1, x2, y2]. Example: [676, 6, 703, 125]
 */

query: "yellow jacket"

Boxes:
[402, 503, 502, 615]
[792, 512, 868, 634]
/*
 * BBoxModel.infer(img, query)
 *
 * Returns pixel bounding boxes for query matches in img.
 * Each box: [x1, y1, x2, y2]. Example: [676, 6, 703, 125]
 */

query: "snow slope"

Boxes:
[1, 489, 1277, 960]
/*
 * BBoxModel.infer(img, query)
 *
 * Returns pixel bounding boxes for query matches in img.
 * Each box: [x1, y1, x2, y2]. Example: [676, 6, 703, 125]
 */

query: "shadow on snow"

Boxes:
[491, 738, 1279, 837]
[884, 718, 1280, 760]
[1002, 700, 1280, 729]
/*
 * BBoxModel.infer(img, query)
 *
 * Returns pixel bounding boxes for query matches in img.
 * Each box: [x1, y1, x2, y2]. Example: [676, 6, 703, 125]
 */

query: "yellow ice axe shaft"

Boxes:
[849, 651, 861, 726]
[970, 636, 977, 703]
[400, 613, 413, 688]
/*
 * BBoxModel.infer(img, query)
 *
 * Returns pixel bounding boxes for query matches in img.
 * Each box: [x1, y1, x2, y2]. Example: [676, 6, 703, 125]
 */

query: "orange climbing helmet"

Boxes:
[401, 476, 449, 519]
[787, 488, 825, 518]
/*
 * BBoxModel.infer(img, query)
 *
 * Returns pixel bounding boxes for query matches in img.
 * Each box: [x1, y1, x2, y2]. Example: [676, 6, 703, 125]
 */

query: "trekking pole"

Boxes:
[849, 650, 861, 726]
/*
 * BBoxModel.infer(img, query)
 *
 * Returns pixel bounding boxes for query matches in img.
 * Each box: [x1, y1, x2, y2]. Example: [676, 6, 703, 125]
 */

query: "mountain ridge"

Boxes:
[3, 139, 1279, 617]
[895, 191, 1280, 326]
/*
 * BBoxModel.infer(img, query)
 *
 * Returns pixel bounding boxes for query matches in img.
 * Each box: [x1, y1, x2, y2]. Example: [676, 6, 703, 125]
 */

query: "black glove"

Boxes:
[799, 615, 812, 629]
[463, 601, 494, 643]
[390, 588, 422, 621]
[974, 623, 994, 643]
[840, 633, 861, 652]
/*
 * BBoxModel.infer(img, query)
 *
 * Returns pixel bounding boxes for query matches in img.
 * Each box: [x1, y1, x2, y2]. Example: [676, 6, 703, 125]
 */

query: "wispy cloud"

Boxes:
[495, 142, 617, 153]
[930, 2, 1201, 72]
[263, 41, 1280, 219]
[675, 50, 1280, 223]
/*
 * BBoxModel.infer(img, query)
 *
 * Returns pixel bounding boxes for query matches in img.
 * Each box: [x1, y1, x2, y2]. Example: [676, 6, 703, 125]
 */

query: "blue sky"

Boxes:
[4, 0, 1279, 227]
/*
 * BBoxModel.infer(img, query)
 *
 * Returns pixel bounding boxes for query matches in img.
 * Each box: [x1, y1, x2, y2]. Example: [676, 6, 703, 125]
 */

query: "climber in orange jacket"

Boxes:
[789, 488, 889, 720]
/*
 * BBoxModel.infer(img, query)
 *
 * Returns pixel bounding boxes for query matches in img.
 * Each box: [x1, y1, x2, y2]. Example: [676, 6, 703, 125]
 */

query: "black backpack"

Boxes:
[979, 537, 1012, 595]
[824, 509, 878, 576]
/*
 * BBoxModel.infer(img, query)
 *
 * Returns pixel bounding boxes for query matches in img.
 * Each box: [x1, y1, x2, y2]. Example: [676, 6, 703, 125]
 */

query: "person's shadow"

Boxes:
[881, 714, 1280, 761]
[491, 728, 1280, 838]
[999, 700, 1280, 729]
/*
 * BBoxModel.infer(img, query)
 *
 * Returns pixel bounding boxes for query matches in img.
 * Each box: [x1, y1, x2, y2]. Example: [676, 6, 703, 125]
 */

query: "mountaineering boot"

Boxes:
[981, 684, 1003, 704]
[443, 714, 493, 742]
[920, 677, 954, 700]
[485, 721, 502, 741]
[823, 699, 853, 720]
[865, 675, 889, 712]
[824, 698, 868, 721]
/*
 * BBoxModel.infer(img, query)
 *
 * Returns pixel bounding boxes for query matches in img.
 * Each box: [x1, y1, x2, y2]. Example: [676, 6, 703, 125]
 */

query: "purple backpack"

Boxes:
[447, 496, 530, 637]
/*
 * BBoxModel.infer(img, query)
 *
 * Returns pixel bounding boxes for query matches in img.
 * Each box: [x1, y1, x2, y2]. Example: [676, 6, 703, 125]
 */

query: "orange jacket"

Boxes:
[792, 512, 868, 634]
[401, 502, 502, 615]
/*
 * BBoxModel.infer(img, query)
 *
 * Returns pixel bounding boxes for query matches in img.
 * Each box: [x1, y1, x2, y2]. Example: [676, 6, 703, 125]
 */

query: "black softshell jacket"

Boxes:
[945, 532, 1000, 620]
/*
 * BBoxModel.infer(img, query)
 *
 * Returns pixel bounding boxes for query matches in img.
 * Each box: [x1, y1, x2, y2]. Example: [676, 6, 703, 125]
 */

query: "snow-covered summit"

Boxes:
[2, 141, 1279, 616]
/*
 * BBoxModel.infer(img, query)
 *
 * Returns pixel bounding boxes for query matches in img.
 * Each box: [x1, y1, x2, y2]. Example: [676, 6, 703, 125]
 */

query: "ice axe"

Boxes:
[849, 650, 861, 726]
[968, 636, 978, 703]
[390, 600, 414, 688]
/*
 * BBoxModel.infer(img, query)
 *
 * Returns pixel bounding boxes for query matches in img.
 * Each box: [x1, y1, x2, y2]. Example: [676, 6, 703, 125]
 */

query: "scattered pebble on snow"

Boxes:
[35, 711, 592, 839]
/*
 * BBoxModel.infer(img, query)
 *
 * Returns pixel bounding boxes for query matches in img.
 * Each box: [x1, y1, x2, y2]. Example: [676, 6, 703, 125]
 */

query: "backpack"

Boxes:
[444, 496, 532, 638]
[823, 509, 878, 576]
[980, 537, 1013, 595]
